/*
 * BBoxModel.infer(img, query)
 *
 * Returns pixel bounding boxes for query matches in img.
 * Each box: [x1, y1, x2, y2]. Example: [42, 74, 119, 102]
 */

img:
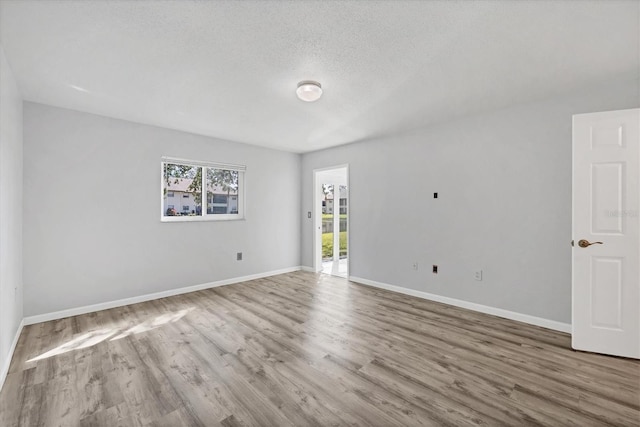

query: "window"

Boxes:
[161, 157, 245, 222]
[211, 194, 227, 204]
[210, 206, 227, 214]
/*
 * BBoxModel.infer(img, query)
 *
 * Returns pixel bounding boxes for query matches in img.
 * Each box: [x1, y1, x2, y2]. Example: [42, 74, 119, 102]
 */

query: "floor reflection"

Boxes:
[27, 307, 194, 362]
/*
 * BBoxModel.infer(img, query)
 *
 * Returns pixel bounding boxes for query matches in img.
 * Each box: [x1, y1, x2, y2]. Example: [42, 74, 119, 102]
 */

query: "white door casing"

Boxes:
[313, 165, 349, 276]
[572, 108, 639, 359]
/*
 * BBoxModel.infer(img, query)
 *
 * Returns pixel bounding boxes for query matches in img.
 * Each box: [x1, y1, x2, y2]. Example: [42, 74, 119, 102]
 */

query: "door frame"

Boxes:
[313, 164, 350, 277]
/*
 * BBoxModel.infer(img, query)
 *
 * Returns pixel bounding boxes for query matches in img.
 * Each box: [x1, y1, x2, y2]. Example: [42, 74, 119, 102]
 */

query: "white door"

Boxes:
[572, 108, 639, 359]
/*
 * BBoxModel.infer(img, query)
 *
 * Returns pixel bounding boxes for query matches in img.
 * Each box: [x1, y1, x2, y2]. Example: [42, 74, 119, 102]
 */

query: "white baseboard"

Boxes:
[300, 266, 317, 273]
[349, 276, 571, 334]
[0, 318, 25, 393]
[23, 266, 302, 326]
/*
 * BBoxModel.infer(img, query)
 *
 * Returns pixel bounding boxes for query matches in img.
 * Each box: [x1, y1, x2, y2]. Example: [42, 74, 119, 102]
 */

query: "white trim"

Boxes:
[350, 276, 571, 333]
[23, 267, 302, 326]
[301, 266, 316, 273]
[313, 164, 350, 277]
[161, 156, 246, 171]
[161, 161, 246, 222]
[312, 169, 321, 272]
[160, 214, 245, 223]
[0, 319, 24, 393]
[345, 168, 350, 280]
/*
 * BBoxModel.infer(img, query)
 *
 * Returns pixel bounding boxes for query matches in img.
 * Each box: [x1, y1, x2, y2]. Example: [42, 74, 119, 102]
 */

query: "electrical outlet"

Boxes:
[475, 270, 483, 281]
[412, 262, 418, 270]
[237, 252, 243, 261]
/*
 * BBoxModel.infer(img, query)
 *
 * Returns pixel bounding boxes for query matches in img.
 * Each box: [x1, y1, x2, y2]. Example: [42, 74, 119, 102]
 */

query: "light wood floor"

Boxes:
[1, 272, 638, 426]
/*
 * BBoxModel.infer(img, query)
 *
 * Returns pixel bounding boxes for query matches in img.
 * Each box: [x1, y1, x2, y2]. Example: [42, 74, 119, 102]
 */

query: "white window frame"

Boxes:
[161, 156, 246, 222]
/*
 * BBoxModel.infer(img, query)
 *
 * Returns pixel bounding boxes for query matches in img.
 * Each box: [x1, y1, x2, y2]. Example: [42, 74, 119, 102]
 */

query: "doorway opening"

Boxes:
[314, 166, 348, 278]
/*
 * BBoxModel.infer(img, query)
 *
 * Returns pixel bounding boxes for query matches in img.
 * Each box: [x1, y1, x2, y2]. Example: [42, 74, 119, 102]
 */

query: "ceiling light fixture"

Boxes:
[296, 80, 322, 102]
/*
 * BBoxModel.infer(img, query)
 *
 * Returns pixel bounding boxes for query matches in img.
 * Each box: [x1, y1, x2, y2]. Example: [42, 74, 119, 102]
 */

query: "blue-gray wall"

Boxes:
[0, 44, 24, 385]
[23, 103, 301, 316]
[301, 78, 639, 324]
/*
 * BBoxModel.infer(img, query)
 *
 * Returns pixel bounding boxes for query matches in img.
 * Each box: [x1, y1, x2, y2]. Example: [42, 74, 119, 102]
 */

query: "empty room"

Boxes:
[0, 0, 639, 426]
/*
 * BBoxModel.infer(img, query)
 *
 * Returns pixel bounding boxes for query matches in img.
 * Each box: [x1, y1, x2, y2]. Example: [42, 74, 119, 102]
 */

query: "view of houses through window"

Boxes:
[162, 160, 243, 221]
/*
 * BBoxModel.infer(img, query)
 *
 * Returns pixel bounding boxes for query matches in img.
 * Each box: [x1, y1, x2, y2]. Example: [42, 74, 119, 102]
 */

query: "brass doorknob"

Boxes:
[578, 239, 603, 248]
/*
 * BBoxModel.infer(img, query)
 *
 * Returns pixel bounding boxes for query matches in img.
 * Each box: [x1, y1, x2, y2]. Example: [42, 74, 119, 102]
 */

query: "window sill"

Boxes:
[161, 215, 245, 222]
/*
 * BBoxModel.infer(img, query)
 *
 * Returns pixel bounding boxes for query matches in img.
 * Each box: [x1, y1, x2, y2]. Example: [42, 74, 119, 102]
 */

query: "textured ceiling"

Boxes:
[1, 0, 638, 153]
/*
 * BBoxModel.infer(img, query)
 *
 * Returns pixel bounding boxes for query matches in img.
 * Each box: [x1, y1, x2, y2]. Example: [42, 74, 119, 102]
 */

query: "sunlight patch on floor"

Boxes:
[27, 307, 194, 362]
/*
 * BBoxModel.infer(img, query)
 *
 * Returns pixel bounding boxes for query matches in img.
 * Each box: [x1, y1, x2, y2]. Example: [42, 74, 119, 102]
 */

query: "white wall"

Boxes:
[0, 45, 23, 383]
[301, 78, 639, 324]
[23, 103, 301, 317]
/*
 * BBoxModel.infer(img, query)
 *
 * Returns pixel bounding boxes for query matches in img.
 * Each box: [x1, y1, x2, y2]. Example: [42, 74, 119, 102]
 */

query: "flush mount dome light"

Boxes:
[296, 80, 322, 102]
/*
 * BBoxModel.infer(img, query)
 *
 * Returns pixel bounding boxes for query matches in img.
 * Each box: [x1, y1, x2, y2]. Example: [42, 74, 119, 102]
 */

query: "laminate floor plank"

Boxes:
[352, 285, 637, 381]
[158, 312, 293, 427]
[1, 271, 638, 426]
[282, 279, 638, 407]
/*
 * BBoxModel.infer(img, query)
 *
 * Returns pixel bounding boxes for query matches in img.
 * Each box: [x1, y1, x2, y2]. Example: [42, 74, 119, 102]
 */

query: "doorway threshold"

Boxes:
[321, 258, 348, 278]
